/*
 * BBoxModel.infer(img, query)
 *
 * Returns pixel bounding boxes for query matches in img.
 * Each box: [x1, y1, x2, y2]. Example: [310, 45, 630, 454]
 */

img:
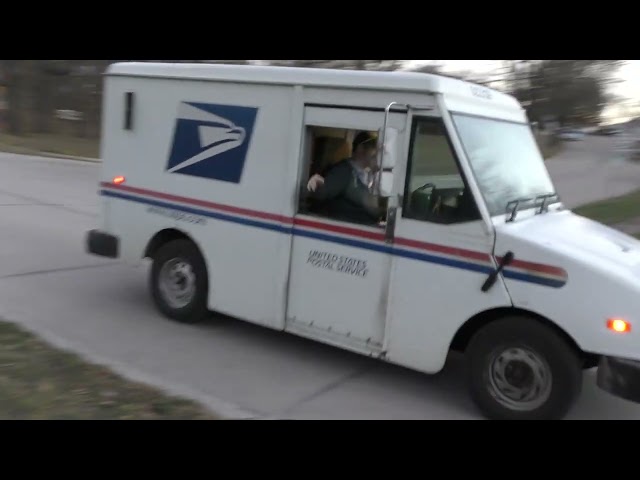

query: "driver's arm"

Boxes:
[307, 163, 350, 201]
[340, 177, 385, 222]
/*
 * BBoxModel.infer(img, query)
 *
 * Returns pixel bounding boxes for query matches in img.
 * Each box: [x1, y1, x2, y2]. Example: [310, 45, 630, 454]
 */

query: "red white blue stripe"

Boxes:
[497, 255, 568, 289]
[99, 182, 568, 289]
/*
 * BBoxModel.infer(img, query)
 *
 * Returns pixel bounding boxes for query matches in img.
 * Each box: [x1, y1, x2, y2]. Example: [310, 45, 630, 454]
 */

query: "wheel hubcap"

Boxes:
[487, 347, 552, 412]
[158, 258, 196, 309]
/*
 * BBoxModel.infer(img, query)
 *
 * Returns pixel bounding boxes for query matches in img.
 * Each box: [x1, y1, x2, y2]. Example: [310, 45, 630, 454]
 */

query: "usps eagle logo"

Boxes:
[166, 102, 258, 183]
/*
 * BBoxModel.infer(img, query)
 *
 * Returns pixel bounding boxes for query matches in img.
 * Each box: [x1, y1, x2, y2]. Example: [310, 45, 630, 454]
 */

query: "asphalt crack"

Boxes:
[0, 188, 96, 218]
[0, 262, 122, 280]
[268, 364, 376, 419]
[0, 203, 62, 207]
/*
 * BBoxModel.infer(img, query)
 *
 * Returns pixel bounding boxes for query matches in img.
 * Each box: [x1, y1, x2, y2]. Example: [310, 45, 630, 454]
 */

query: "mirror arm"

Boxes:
[375, 102, 433, 196]
[375, 101, 399, 196]
[384, 193, 402, 243]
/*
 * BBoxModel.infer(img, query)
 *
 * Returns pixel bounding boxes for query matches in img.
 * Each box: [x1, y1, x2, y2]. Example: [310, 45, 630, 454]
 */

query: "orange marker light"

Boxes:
[607, 318, 631, 333]
[113, 176, 125, 185]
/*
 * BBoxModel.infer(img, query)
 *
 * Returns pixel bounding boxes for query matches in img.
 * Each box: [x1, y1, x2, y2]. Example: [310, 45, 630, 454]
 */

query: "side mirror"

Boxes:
[379, 171, 394, 197]
[378, 126, 399, 170]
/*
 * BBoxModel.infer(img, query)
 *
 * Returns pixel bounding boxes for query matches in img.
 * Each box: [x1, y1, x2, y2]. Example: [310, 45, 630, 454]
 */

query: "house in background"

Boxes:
[621, 117, 640, 136]
[604, 117, 640, 161]
[538, 115, 560, 132]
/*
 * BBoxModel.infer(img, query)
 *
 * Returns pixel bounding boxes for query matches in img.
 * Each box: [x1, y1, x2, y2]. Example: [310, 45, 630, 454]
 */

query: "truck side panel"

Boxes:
[100, 76, 297, 330]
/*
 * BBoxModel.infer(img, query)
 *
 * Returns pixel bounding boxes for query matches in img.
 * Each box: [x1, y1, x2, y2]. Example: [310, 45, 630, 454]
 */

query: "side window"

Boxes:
[402, 117, 480, 224]
[298, 126, 386, 226]
[298, 126, 354, 216]
[307, 126, 354, 179]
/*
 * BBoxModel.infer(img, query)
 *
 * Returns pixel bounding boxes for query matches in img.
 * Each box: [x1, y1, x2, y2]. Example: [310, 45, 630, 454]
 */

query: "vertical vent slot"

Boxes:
[124, 92, 134, 130]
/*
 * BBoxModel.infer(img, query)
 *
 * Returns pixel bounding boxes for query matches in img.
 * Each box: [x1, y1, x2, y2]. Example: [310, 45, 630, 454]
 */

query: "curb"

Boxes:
[32, 151, 101, 163]
[0, 149, 101, 163]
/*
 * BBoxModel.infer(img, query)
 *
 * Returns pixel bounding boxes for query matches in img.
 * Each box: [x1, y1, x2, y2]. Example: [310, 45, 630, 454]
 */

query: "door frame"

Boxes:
[283, 103, 409, 351]
[380, 98, 501, 356]
[379, 104, 447, 354]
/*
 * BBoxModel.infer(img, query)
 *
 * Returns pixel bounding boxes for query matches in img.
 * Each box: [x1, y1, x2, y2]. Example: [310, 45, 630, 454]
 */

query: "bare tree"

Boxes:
[2, 60, 25, 135]
[33, 61, 73, 134]
[506, 60, 624, 126]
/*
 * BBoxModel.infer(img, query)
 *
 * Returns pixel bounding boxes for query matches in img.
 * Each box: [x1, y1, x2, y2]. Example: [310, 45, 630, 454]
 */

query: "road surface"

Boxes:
[546, 134, 640, 208]
[1, 141, 640, 420]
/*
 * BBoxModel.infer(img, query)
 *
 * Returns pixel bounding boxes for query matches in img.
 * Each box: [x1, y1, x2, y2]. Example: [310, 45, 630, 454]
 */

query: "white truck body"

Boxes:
[87, 62, 640, 419]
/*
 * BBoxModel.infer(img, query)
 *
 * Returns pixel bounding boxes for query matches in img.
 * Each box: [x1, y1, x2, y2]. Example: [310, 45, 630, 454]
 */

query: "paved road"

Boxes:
[2, 148, 640, 420]
[546, 134, 640, 208]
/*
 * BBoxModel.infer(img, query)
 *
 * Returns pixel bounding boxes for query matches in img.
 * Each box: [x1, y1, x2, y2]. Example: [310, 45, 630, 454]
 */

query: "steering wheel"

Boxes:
[413, 182, 435, 194]
[408, 182, 436, 215]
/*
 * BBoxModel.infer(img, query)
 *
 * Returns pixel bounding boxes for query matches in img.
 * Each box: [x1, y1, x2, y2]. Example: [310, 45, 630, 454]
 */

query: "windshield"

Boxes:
[450, 113, 557, 217]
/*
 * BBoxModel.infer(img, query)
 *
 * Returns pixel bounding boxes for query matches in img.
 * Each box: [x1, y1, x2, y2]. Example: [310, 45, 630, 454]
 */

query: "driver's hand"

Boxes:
[307, 174, 325, 192]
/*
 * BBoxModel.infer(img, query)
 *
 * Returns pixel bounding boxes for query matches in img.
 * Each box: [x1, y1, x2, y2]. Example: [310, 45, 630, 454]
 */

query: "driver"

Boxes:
[307, 131, 384, 225]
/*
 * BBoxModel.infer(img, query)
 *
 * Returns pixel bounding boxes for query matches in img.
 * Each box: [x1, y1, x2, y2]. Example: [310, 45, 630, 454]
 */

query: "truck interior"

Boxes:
[402, 118, 481, 225]
[298, 126, 386, 222]
[297, 120, 481, 226]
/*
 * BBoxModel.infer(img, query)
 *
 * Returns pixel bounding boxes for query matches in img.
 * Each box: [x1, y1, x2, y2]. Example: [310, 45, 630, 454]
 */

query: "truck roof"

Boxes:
[106, 62, 522, 110]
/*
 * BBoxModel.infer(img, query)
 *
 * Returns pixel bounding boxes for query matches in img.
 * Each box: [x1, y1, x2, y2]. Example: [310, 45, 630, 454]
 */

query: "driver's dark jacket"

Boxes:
[307, 158, 382, 224]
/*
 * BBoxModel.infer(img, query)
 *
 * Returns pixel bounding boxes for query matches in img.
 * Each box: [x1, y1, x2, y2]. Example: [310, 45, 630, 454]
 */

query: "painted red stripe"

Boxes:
[104, 182, 387, 241]
[497, 256, 567, 278]
[102, 182, 565, 276]
[102, 182, 292, 224]
[395, 237, 492, 262]
[293, 217, 385, 242]
[296, 219, 489, 264]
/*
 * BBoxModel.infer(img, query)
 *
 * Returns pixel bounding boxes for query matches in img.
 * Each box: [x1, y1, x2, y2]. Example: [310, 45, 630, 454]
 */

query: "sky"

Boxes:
[406, 60, 640, 123]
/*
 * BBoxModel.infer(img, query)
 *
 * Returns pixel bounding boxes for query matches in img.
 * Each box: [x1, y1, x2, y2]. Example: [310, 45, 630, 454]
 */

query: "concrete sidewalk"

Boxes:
[546, 136, 640, 209]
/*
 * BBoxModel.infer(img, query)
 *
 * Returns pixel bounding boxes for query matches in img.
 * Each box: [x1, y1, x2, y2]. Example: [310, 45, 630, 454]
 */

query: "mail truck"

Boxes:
[87, 62, 640, 420]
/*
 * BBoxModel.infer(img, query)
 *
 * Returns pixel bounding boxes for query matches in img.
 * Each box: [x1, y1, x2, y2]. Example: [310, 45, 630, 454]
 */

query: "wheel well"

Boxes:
[144, 228, 192, 259]
[450, 307, 598, 368]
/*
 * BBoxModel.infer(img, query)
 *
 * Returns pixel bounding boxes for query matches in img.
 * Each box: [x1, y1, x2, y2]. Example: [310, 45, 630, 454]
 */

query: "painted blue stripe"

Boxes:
[293, 227, 493, 275]
[102, 189, 564, 288]
[395, 248, 495, 275]
[292, 227, 393, 255]
[503, 270, 566, 288]
[102, 190, 291, 234]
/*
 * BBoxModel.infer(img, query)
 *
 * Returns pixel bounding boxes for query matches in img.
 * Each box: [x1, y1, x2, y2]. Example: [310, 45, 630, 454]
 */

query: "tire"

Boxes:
[149, 239, 209, 324]
[465, 316, 583, 420]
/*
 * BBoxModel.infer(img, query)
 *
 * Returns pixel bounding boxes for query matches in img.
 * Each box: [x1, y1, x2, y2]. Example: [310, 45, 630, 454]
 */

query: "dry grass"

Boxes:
[0, 320, 217, 420]
[0, 133, 100, 159]
[573, 189, 640, 226]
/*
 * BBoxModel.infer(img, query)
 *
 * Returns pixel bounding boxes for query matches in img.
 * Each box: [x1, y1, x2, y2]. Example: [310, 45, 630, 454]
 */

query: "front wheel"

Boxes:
[466, 316, 583, 420]
[150, 239, 209, 324]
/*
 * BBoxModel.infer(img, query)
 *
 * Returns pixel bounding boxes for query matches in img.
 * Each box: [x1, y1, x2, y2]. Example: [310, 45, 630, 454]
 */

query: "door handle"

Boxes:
[481, 251, 514, 292]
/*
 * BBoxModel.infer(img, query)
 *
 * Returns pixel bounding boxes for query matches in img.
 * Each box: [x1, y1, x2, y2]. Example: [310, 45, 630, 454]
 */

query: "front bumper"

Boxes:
[86, 229, 119, 258]
[597, 356, 640, 404]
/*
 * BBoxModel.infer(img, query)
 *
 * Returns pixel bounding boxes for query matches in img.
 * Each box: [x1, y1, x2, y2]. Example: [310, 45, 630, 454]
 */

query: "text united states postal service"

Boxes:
[306, 250, 368, 277]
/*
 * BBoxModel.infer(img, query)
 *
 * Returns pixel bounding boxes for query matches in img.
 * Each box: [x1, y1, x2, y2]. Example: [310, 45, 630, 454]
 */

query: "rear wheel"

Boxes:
[466, 316, 583, 420]
[150, 239, 209, 324]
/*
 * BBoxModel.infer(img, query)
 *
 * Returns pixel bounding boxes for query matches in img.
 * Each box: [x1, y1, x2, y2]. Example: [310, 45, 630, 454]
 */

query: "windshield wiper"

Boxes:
[505, 197, 534, 222]
[505, 193, 561, 222]
[534, 192, 560, 214]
